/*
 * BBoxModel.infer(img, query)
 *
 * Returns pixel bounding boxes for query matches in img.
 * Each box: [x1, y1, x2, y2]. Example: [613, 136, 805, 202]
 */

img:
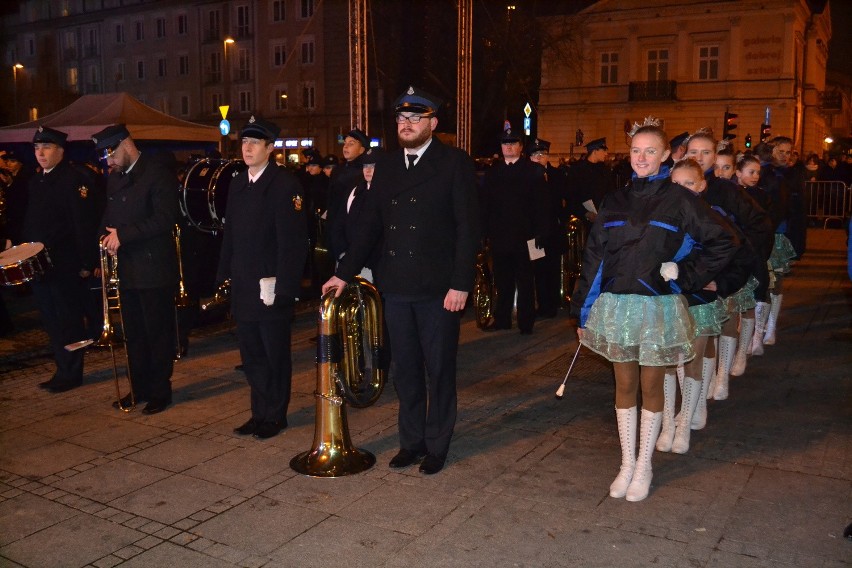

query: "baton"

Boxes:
[555, 343, 582, 400]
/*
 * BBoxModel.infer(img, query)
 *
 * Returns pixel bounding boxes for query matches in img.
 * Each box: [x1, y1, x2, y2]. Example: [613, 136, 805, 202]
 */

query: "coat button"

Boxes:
[391, 199, 398, 205]
[409, 251, 414, 257]
[410, 197, 416, 203]
[389, 250, 396, 256]
[390, 225, 396, 230]
[409, 225, 416, 230]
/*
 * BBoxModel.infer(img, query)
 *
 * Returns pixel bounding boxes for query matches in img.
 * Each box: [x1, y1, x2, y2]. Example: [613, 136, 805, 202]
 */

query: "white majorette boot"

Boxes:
[676, 362, 685, 391]
[763, 293, 783, 345]
[672, 377, 701, 454]
[656, 373, 677, 452]
[691, 357, 715, 430]
[751, 301, 770, 356]
[713, 336, 736, 400]
[730, 317, 755, 376]
[610, 407, 637, 499]
[626, 408, 662, 502]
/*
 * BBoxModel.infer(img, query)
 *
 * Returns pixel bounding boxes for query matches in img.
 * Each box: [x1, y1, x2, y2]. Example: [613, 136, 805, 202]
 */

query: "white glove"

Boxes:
[660, 262, 678, 282]
[260, 277, 276, 306]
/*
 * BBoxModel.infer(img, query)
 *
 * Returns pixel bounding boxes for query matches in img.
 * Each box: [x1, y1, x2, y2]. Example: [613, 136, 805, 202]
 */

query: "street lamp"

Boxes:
[12, 63, 23, 123]
[223, 37, 234, 101]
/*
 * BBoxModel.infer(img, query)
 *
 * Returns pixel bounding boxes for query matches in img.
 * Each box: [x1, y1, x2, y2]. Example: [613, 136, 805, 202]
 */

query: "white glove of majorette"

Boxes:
[659, 262, 679, 282]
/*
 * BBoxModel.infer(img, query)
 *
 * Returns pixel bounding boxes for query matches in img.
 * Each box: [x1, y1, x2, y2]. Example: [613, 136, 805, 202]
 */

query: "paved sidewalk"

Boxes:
[0, 228, 850, 568]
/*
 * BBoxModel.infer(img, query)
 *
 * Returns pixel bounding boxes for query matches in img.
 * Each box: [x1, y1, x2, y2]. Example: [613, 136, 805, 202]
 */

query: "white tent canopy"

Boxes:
[0, 92, 219, 143]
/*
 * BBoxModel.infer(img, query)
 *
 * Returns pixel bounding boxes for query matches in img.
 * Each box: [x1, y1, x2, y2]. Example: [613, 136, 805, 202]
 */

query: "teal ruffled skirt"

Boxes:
[724, 276, 759, 314]
[769, 234, 796, 273]
[689, 298, 728, 337]
[581, 292, 696, 366]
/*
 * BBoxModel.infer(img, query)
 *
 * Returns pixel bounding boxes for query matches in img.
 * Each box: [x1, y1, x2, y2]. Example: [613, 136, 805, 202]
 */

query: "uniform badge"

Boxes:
[249, 115, 256, 124]
[407, 86, 415, 95]
[78, 185, 89, 199]
[293, 195, 303, 211]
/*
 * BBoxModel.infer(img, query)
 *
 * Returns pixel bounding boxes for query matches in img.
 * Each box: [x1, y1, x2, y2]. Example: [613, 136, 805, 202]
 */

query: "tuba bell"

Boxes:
[290, 276, 388, 477]
[95, 235, 136, 411]
[473, 244, 495, 328]
[560, 215, 586, 306]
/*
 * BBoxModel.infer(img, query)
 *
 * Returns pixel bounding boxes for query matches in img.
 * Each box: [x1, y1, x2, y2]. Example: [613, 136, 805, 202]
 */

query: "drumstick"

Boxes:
[555, 343, 582, 400]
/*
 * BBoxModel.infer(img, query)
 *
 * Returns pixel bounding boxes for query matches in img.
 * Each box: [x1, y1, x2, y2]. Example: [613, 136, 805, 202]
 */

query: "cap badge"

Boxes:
[293, 195, 303, 211]
[407, 86, 415, 95]
[78, 185, 88, 199]
[92, 136, 98, 144]
[249, 115, 256, 123]
[38, 126, 44, 133]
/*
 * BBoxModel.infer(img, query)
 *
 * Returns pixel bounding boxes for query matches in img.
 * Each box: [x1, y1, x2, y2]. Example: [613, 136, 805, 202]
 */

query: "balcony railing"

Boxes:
[628, 80, 677, 101]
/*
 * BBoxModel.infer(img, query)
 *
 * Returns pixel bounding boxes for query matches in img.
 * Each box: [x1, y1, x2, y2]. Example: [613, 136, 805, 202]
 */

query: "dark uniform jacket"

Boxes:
[571, 172, 738, 326]
[483, 159, 550, 253]
[703, 171, 773, 261]
[566, 158, 616, 218]
[101, 152, 179, 289]
[335, 179, 382, 272]
[755, 164, 792, 232]
[336, 137, 480, 297]
[22, 160, 100, 278]
[217, 163, 308, 321]
[327, 155, 365, 260]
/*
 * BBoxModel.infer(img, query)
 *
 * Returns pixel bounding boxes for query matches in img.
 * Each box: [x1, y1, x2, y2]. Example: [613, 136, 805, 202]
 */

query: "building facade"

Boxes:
[537, 0, 837, 159]
[1, 0, 360, 159]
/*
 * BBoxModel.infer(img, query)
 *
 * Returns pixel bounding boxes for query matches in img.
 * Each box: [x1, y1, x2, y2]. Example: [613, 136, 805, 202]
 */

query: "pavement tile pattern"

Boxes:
[0, 228, 849, 567]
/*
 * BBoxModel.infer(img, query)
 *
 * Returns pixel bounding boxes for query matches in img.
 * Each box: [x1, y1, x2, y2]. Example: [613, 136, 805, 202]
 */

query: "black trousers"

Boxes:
[120, 286, 175, 401]
[534, 246, 562, 317]
[492, 249, 536, 332]
[384, 295, 460, 459]
[235, 311, 294, 424]
[32, 274, 87, 385]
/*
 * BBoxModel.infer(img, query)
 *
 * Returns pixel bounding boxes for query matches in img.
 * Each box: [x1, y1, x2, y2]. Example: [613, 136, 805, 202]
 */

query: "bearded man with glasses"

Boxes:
[322, 85, 480, 475]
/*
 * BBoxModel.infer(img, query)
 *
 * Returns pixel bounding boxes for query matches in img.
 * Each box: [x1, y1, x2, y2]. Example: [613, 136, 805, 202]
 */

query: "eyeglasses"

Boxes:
[98, 146, 117, 160]
[395, 113, 433, 124]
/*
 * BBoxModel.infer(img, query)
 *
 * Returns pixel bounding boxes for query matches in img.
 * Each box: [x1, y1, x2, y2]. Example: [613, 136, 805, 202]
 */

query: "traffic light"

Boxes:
[760, 123, 771, 143]
[723, 111, 738, 141]
[745, 134, 752, 149]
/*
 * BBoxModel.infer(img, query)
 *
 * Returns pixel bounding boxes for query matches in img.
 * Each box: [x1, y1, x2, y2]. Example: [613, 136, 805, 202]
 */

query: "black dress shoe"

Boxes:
[233, 418, 259, 435]
[419, 454, 446, 475]
[141, 396, 172, 415]
[38, 376, 59, 390]
[253, 420, 286, 439]
[234, 364, 245, 372]
[46, 381, 82, 393]
[112, 394, 140, 409]
[389, 449, 427, 468]
[483, 322, 510, 332]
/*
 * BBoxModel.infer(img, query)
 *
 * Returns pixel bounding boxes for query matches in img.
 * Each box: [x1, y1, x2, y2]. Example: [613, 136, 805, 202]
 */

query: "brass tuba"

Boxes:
[173, 224, 193, 359]
[473, 245, 495, 328]
[560, 215, 586, 306]
[95, 236, 136, 412]
[290, 276, 388, 477]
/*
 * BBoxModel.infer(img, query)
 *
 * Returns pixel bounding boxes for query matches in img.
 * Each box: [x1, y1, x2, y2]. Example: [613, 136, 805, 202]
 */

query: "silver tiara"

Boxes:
[628, 116, 661, 137]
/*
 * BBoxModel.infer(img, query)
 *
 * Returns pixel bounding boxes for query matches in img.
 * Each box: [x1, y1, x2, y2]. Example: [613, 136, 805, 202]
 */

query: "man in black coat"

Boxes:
[566, 137, 616, 224]
[23, 126, 100, 393]
[323, 86, 480, 474]
[482, 127, 550, 334]
[217, 116, 308, 439]
[94, 124, 179, 414]
[327, 128, 369, 262]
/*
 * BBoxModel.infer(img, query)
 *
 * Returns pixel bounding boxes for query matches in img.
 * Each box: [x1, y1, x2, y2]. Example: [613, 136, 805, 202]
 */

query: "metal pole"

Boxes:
[456, 0, 472, 154]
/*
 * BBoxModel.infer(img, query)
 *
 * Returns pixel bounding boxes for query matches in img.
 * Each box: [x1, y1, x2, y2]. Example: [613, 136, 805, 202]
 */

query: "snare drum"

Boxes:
[181, 159, 246, 233]
[0, 242, 53, 286]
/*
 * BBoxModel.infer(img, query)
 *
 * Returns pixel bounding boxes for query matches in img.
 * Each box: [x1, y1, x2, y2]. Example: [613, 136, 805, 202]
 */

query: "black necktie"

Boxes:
[248, 180, 254, 189]
[407, 154, 417, 170]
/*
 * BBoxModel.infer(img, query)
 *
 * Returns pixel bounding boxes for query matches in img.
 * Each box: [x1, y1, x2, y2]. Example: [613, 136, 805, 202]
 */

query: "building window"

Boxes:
[180, 95, 189, 116]
[301, 82, 316, 109]
[136, 59, 145, 79]
[237, 5, 251, 37]
[272, 42, 287, 67]
[157, 57, 167, 77]
[87, 64, 98, 91]
[179, 54, 189, 75]
[177, 14, 188, 35]
[114, 61, 125, 82]
[66, 67, 78, 93]
[698, 45, 719, 80]
[600, 52, 618, 85]
[272, 0, 285, 22]
[211, 92, 223, 114]
[86, 29, 98, 57]
[300, 0, 314, 19]
[209, 52, 221, 83]
[647, 49, 669, 81]
[156, 17, 166, 38]
[207, 10, 221, 41]
[25, 35, 35, 56]
[301, 39, 314, 64]
[63, 31, 76, 58]
[274, 86, 288, 110]
[239, 90, 252, 113]
[238, 48, 251, 80]
[115, 24, 125, 44]
[135, 20, 144, 41]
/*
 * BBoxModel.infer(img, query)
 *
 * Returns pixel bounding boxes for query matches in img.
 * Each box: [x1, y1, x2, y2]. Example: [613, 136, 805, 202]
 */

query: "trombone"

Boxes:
[95, 235, 136, 411]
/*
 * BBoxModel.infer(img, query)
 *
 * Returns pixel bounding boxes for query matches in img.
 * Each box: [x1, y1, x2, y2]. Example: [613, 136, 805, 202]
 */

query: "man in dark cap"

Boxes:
[299, 149, 331, 293]
[322, 154, 338, 178]
[565, 136, 616, 226]
[528, 138, 568, 318]
[482, 126, 550, 333]
[322, 85, 480, 474]
[22, 126, 100, 392]
[93, 123, 179, 413]
[668, 131, 690, 165]
[216, 116, 308, 439]
[327, 128, 370, 263]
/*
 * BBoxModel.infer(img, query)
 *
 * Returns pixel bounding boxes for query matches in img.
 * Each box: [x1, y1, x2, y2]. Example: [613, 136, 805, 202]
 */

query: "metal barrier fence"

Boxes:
[804, 181, 850, 228]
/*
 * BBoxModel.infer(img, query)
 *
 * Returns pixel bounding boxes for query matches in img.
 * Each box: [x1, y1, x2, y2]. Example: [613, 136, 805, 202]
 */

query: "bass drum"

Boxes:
[180, 158, 246, 233]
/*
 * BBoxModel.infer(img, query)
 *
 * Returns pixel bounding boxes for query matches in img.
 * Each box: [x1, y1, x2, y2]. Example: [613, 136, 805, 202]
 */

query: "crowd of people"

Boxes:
[0, 89, 834, 493]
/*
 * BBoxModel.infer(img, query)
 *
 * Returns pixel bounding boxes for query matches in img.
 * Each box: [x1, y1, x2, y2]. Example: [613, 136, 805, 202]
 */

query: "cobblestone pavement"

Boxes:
[0, 228, 849, 568]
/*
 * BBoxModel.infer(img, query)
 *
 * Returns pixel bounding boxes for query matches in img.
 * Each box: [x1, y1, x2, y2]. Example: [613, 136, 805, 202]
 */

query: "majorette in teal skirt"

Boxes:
[723, 275, 759, 315]
[688, 298, 729, 337]
[581, 292, 696, 367]
[769, 233, 796, 273]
